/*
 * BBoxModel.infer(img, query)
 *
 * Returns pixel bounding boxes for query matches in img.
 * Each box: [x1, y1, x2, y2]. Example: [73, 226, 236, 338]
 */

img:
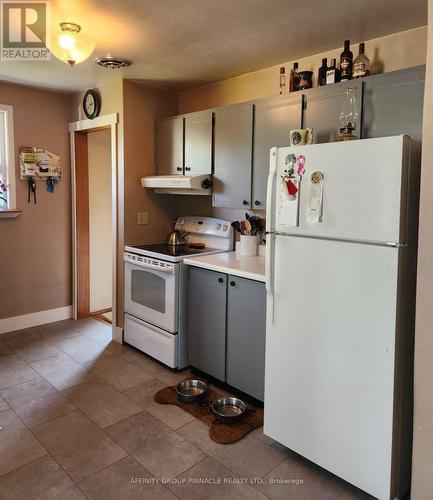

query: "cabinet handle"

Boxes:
[255, 200, 261, 206]
[242, 200, 249, 206]
[185, 166, 191, 172]
[229, 280, 236, 287]
[177, 167, 182, 172]
[218, 277, 224, 284]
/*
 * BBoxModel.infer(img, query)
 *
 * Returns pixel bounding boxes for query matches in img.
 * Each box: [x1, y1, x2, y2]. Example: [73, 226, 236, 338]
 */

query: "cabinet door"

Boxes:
[156, 116, 184, 175]
[213, 104, 253, 208]
[253, 95, 302, 209]
[303, 80, 363, 143]
[226, 276, 266, 401]
[362, 66, 425, 141]
[187, 267, 227, 380]
[184, 111, 213, 175]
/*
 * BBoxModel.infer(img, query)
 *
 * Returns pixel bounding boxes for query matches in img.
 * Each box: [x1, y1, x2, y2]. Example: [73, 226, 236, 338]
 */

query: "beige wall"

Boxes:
[122, 80, 179, 246]
[88, 129, 112, 313]
[179, 26, 427, 113]
[0, 82, 73, 319]
[411, 3, 433, 498]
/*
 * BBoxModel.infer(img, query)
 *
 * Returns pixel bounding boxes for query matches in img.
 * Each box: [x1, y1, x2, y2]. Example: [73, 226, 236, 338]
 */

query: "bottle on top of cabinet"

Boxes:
[352, 43, 370, 79]
[318, 58, 328, 86]
[340, 40, 353, 81]
[326, 58, 341, 84]
[279, 67, 287, 94]
[289, 62, 300, 92]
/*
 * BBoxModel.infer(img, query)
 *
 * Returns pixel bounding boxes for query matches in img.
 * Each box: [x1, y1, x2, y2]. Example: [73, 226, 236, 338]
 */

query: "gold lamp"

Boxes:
[51, 22, 95, 66]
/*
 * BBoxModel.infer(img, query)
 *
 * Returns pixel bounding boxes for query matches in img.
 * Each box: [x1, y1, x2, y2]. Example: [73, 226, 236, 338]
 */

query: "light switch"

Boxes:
[137, 211, 149, 225]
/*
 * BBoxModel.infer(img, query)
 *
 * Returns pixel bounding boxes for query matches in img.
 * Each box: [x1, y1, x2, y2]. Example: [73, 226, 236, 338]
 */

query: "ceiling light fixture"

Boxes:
[96, 57, 131, 69]
[51, 22, 96, 66]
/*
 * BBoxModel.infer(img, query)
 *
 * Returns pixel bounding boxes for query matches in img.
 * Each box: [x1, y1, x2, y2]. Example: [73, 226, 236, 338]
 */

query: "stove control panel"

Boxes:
[175, 216, 233, 238]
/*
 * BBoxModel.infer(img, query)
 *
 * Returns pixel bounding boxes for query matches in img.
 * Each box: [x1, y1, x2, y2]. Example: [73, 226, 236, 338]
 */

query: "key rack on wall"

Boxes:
[19, 147, 63, 180]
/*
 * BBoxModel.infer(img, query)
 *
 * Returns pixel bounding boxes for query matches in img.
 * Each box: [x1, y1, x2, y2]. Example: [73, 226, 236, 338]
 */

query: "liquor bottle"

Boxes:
[279, 67, 286, 94]
[318, 58, 328, 86]
[326, 58, 341, 84]
[289, 62, 300, 92]
[352, 43, 370, 79]
[340, 40, 353, 81]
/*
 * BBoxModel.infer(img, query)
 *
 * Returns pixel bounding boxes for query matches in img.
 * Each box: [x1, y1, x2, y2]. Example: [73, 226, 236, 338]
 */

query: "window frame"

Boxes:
[0, 104, 16, 210]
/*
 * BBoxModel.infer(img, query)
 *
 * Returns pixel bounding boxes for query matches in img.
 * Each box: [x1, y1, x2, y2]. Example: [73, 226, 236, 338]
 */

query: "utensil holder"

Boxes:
[240, 235, 258, 256]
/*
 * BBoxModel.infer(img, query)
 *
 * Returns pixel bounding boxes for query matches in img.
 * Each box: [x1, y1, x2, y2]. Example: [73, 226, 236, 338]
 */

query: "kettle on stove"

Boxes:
[166, 228, 188, 246]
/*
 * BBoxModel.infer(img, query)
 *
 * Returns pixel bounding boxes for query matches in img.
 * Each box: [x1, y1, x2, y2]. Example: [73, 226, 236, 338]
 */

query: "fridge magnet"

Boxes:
[296, 154, 306, 176]
[278, 175, 300, 227]
[307, 171, 324, 224]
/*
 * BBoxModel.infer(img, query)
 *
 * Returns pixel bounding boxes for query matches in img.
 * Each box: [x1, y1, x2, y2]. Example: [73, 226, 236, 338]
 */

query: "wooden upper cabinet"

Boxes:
[303, 79, 363, 143]
[184, 111, 213, 175]
[156, 116, 184, 175]
[213, 103, 253, 209]
[253, 95, 303, 209]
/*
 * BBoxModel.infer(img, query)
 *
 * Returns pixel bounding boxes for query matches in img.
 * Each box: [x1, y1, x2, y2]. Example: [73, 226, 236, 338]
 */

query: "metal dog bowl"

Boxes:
[211, 397, 246, 423]
[176, 379, 208, 404]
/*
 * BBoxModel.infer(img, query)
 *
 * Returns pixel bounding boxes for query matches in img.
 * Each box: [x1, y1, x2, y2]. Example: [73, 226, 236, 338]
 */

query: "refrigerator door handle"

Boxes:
[266, 147, 278, 233]
[266, 232, 276, 324]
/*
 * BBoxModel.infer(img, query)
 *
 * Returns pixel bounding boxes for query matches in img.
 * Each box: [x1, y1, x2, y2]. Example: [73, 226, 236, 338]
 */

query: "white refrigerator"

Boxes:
[264, 136, 420, 500]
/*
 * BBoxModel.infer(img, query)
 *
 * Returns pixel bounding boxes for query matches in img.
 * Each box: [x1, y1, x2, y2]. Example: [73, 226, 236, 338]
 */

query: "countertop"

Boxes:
[184, 251, 266, 282]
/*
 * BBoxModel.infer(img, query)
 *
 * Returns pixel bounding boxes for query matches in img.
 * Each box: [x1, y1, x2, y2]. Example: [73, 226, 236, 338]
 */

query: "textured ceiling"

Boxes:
[0, 0, 427, 92]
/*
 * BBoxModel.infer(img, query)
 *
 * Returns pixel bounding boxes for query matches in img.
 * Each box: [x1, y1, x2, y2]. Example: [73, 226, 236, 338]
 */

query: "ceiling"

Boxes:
[0, 0, 428, 93]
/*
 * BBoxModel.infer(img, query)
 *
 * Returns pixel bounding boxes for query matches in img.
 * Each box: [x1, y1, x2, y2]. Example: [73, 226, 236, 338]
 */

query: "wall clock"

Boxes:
[83, 89, 101, 119]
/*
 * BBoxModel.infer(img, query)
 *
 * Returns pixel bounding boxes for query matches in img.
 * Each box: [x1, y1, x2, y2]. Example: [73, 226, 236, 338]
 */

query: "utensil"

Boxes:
[167, 229, 188, 246]
[211, 397, 247, 423]
[231, 221, 242, 234]
[244, 219, 252, 235]
[176, 379, 208, 404]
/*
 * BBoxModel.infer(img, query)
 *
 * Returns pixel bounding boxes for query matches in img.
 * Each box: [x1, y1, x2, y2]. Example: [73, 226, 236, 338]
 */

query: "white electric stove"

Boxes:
[124, 217, 233, 369]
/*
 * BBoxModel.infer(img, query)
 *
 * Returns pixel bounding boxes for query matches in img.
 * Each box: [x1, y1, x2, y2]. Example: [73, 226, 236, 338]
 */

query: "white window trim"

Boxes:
[0, 104, 16, 210]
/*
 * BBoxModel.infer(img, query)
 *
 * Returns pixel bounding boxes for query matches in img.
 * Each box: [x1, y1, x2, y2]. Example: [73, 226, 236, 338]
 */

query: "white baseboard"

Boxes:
[0, 306, 73, 335]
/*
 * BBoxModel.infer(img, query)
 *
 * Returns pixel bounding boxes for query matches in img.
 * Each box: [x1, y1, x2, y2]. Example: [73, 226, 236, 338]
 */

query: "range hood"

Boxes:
[140, 174, 212, 195]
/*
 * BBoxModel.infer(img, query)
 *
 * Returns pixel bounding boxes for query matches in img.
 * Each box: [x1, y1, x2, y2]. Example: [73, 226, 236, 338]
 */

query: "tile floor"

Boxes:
[0, 318, 372, 499]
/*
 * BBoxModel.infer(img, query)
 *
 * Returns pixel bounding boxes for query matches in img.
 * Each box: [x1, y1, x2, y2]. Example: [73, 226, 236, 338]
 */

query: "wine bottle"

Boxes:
[326, 58, 341, 84]
[289, 62, 300, 92]
[340, 40, 353, 81]
[318, 58, 328, 86]
[352, 43, 370, 79]
[279, 67, 286, 94]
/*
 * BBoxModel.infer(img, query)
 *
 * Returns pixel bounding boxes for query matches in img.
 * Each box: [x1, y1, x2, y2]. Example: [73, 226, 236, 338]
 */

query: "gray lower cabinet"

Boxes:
[156, 116, 184, 175]
[303, 79, 363, 143]
[187, 266, 266, 401]
[253, 95, 303, 209]
[362, 65, 425, 142]
[226, 275, 266, 401]
[213, 103, 253, 208]
[187, 267, 227, 380]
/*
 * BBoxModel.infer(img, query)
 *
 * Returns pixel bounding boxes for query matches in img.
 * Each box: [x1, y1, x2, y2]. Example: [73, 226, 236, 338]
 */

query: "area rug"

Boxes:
[154, 384, 263, 444]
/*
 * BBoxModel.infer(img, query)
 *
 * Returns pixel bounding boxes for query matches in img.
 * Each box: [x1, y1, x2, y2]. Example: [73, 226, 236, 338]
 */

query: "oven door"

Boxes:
[124, 256, 179, 333]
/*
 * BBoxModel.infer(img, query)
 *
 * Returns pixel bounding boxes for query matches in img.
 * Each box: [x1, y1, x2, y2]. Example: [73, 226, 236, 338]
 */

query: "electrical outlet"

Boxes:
[137, 211, 149, 225]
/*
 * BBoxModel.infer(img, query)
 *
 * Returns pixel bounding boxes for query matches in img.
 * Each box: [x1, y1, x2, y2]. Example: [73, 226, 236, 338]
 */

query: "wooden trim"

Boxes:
[69, 113, 118, 132]
[74, 131, 90, 318]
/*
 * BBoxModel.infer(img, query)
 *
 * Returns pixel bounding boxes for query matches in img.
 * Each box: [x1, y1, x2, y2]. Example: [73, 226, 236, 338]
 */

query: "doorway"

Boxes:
[69, 114, 119, 339]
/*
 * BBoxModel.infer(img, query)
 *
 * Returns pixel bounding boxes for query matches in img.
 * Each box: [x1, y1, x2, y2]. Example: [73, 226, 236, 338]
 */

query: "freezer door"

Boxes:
[268, 135, 411, 244]
[264, 235, 399, 500]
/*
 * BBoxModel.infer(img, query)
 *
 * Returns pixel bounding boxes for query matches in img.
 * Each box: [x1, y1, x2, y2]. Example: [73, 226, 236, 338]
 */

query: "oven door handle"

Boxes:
[124, 255, 176, 274]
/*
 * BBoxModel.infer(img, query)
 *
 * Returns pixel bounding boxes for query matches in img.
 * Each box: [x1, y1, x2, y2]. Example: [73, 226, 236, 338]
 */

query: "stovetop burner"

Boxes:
[127, 243, 220, 258]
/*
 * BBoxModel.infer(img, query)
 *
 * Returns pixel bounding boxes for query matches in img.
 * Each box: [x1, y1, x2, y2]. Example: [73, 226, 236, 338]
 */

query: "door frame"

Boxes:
[69, 113, 119, 339]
